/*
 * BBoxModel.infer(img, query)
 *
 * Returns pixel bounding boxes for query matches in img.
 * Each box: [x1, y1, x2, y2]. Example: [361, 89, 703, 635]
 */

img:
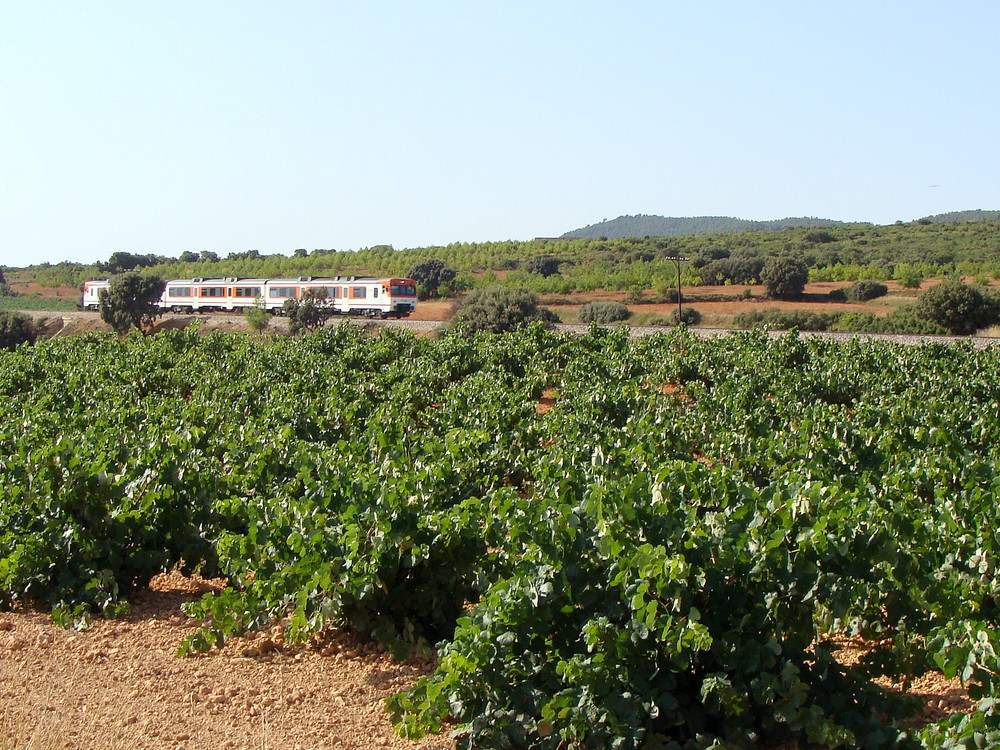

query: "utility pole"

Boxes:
[665, 256, 688, 323]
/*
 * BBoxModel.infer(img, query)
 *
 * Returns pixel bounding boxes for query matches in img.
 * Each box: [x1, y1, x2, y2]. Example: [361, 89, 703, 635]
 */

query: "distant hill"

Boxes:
[916, 209, 1000, 224]
[561, 214, 851, 240]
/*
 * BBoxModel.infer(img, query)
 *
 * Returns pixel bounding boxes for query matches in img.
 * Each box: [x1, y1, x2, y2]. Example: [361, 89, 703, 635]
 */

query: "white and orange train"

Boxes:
[81, 276, 418, 318]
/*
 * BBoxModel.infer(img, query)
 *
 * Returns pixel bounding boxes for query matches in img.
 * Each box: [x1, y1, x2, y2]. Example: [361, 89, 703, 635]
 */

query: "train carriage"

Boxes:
[81, 276, 418, 318]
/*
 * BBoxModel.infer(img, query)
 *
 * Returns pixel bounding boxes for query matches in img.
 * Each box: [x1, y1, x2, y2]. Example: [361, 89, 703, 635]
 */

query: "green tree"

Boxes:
[522, 255, 563, 277]
[915, 280, 997, 335]
[894, 263, 924, 289]
[98, 251, 163, 274]
[98, 273, 166, 335]
[761, 256, 809, 300]
[243, 302, 270, 332]
[282, 288, 335, 334]
[407, 259, 457, 299]
[0, 311, 35, 350]
[453, 287, 559, 334]
[845, 280, 888, 302]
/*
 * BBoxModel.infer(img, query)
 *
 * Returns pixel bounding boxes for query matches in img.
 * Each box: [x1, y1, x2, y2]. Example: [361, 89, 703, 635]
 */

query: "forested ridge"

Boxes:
[5, 215, 1000, 299]
[560, 214, 851, 239]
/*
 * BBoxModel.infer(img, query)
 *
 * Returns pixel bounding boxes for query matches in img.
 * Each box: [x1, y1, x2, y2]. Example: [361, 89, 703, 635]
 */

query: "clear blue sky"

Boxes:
[2, 2, 997, 267]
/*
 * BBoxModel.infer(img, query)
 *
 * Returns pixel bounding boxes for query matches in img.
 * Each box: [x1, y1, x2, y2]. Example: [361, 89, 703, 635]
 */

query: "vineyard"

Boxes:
[2, 324, 1000, 749]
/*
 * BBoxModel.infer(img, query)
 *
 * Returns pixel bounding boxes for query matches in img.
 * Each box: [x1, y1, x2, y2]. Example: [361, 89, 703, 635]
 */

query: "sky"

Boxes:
[1, 1, 998, 267]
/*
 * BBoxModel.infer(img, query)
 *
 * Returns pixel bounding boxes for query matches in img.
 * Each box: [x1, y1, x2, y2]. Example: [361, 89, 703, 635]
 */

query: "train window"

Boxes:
[269, 287, 297, 298]
[168, 287, 193, 298]
[234, 287, 262, 298]
[373, 287, 379, 298]
[200, 287, 226, 298]
[305, 287, 331, 298]
[390, 284, 416, 296]
[350, 286, 367, 299]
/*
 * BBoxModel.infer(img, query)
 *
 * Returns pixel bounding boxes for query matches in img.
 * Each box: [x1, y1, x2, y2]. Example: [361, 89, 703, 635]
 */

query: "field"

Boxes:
[3, 323, 1000, 748]
[2, 278, 933, 329]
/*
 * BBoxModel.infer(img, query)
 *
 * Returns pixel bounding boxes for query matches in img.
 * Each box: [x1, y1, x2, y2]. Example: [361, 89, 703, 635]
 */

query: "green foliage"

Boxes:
[243, 303, 270, 332]
[98, 273, 166, 334]
[98, 251, 167, 275]
[453, 287, 559, 334]
[804, 229, 838, 244]
[894, 263, 925, 289]
[831, 280, 890, 302]
[407, 258, 457, 299]
[672, 306, 701, 325]
[846, 280, 889, 301]
[699, 256, 763, 286]
[522, 254, 563, 277]
[6, 327, 1000, 747]
[281, 288, 335, 334]
[578, 301, 631, 324]
[0, 311, 36, 349]
[734, 308, 841, 331]
[915, 281, 998, 335]
[761, 256, 809, 299]
[0, 295, 78, 312]
[564, 214, 849, 239]
[11, 219, 1000, 308]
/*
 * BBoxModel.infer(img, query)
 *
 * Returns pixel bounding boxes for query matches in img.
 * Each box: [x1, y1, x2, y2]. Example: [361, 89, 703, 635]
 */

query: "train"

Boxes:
[81, 275, 418, 318]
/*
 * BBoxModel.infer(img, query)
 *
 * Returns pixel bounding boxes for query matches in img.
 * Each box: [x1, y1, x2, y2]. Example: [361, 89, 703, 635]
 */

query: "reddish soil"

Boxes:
[0, 577, 971, 749]
[0, 572, 452, 750]
[9, 283, 82, 299]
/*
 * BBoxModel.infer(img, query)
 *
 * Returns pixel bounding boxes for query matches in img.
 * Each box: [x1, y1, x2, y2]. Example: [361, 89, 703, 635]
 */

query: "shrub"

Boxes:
[243, 303, 270, 332]
[0, 311, 35, 350]
[672, 306, 701, 325]
[761, 257, 809, 300]
[453, 287, 559, 334]
[845, 280, 888, 302]
[915, 280, 997, 335]
[880, 306, 949, 335]
[733, 309, 839, 331]
[625, 286, 646, 304]
[578, 301, 631, 324]
[894, 264, 924, 289]
[835, 312, 881, 333]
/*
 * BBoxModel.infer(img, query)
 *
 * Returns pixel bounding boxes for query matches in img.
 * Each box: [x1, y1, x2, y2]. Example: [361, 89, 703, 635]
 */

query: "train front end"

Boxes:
[384, 278, 418, 317]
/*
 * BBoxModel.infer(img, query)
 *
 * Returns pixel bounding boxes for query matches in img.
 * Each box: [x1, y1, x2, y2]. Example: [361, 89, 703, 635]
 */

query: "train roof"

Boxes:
[168, 276, 379, 284]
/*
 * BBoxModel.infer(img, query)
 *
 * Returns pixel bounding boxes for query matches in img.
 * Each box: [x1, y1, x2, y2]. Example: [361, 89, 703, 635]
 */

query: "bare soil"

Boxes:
[0, 572, 452, 750]
[0, 571, 972, 749]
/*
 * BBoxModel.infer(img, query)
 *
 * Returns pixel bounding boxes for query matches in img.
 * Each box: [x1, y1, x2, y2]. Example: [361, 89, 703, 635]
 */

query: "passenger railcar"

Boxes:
[81, 276, 418, 318]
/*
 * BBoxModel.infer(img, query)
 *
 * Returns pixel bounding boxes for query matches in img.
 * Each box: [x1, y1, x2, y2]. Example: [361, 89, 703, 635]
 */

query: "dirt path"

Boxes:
[0, 572, 452, 750]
